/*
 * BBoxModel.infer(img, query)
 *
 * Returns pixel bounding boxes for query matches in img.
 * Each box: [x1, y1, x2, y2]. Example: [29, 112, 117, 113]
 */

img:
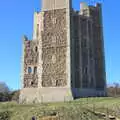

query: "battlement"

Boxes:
[78, 2, 102, 16]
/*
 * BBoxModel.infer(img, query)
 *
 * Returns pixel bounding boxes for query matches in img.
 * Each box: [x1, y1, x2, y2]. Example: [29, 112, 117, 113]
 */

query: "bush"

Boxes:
[0, 92, 11, 102]
[11, 90, 20, 102]
[0, 82, 11, 102]
[0, 111, 12, 120]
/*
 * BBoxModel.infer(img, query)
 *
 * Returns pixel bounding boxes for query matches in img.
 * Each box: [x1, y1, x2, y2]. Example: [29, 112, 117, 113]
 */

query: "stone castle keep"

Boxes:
[20, 0, 107, 103]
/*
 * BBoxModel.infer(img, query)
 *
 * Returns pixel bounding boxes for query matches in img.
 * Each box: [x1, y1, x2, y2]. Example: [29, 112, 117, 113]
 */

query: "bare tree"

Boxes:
[114, 82, 120, 97]
[0, 82, 10, 101]
[107, 82, 120, 97]
[0, 82, 10, 93]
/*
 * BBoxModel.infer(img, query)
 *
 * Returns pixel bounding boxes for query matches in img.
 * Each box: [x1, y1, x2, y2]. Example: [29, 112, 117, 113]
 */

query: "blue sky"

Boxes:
[0, 0, 119, 90]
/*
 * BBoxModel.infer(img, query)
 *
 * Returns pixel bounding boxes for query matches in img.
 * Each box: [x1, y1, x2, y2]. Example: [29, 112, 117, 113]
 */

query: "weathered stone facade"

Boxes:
[71, 3, 106, 92]
[41, 9, 67, 87]
[23, 39, 39, 88]
[20, 1, 107, 103]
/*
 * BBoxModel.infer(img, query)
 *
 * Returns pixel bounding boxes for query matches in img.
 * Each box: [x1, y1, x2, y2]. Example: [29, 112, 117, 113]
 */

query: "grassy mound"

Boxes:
[0, 97, 120, 120]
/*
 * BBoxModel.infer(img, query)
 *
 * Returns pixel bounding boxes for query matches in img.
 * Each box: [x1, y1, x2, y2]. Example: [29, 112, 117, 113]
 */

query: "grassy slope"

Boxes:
[0, 97, 120, 120]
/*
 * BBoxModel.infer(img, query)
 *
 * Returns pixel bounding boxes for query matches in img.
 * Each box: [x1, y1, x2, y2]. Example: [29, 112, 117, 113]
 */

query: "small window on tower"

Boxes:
[34, 67, 37, 74]
[35, 46, 38, 52]
[28, 67, 32, 74]
[31, 81, 34, 85]
[84, 67, 88, 74]
[36, 24, 39, 38]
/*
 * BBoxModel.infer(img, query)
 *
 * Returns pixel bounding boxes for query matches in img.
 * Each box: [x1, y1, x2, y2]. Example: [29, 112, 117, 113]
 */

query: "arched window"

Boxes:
[28, 67, 32, 74]
[34, 67, 37, 74]
[35, 46, 38, 52]
[31, 81, 34, 85]
[36, 24, 39, 38]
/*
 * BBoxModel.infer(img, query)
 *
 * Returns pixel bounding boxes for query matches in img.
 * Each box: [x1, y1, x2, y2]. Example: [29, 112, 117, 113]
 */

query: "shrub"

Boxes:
[0, 111, 12, 120]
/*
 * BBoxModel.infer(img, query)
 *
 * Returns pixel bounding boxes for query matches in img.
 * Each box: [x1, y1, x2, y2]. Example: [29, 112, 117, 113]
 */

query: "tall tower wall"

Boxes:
[71, 3, 106, 97]
[89, 4, 106, 90]
[41, 9, 67, 87]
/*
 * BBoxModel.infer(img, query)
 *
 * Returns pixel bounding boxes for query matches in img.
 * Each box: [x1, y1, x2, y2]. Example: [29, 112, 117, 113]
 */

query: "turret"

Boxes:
[42, 0, 72, 11]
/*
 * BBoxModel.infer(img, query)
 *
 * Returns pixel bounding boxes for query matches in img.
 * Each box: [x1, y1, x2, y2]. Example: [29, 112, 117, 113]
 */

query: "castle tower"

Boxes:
[20, 1, 106, 103]
[20, 0, 74, 103]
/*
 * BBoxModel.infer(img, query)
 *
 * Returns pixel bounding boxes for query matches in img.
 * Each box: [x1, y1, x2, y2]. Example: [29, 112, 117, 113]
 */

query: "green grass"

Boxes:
[0, 97, 120, 120]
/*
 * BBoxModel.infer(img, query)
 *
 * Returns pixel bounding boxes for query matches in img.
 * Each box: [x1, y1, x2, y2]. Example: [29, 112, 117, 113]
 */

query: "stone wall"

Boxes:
[89, 5, 106, 90]
[72, 4, 106, 90]
[23, 40, 39, 88]
[41, 9, 67, 87]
